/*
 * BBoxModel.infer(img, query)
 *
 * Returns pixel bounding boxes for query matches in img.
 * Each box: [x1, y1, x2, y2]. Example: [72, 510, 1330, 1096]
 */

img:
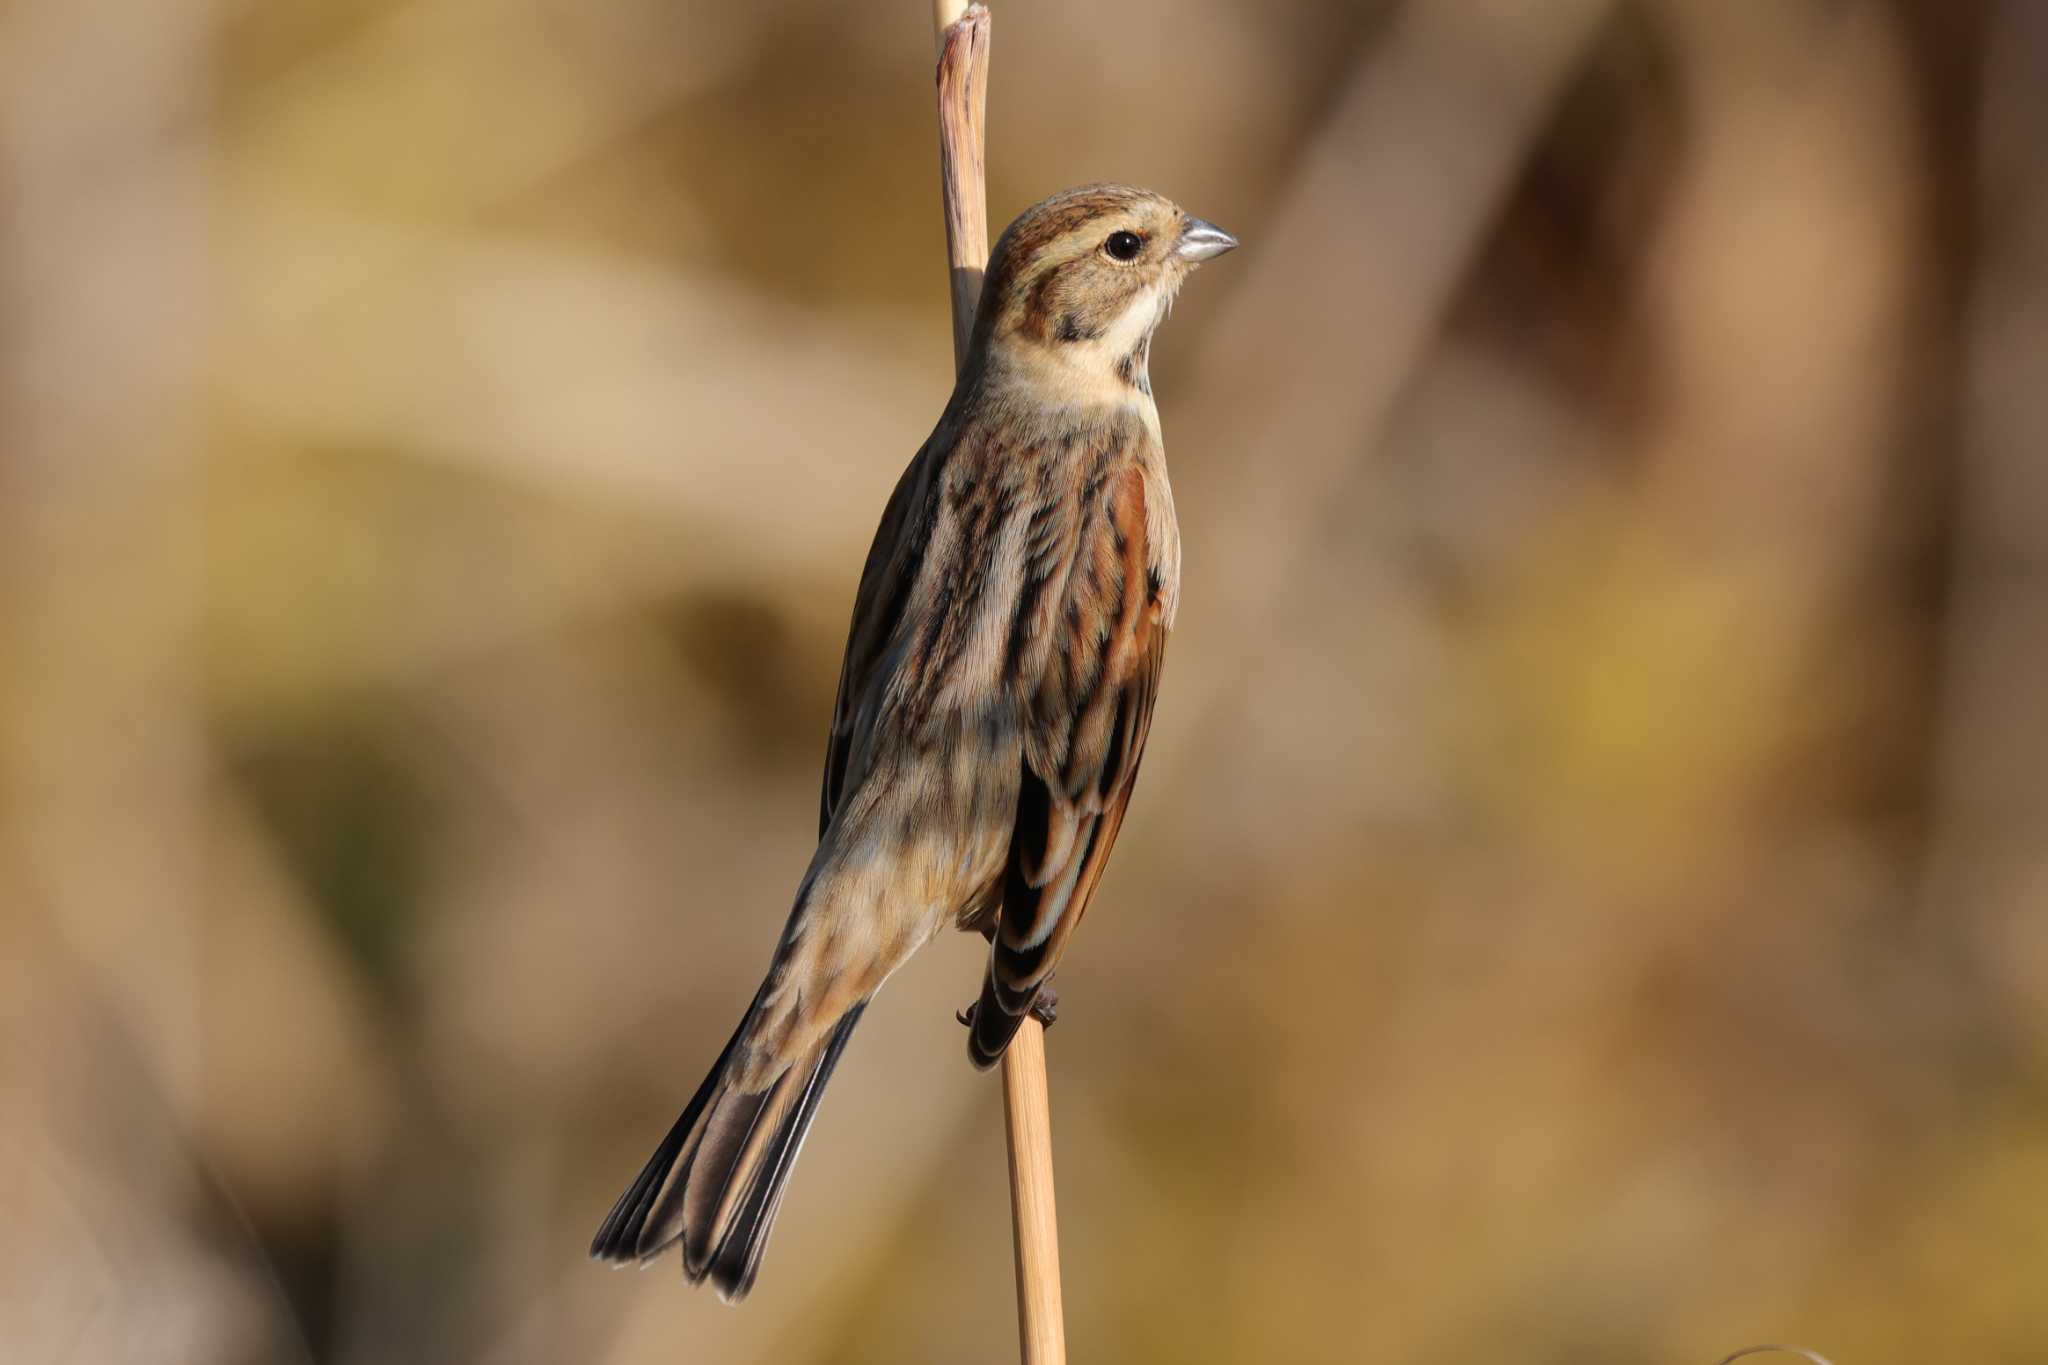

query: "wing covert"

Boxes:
[968, 464, 1168, 1066]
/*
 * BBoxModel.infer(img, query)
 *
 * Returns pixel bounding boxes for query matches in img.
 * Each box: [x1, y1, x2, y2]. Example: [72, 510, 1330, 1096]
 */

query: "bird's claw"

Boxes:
[956, 986, 1060, 1032]
[1029, 987, 1059, 1029]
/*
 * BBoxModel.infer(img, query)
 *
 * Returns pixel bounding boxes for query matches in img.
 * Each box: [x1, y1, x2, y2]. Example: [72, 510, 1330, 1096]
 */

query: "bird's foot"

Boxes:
[1029, 987, 1059, 1029]
[956, 986, 1060, 1031]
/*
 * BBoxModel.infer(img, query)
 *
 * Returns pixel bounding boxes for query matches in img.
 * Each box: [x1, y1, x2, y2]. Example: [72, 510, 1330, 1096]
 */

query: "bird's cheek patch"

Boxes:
[1021, 268, 1066, 343]
[1054, 310, 1102, 344]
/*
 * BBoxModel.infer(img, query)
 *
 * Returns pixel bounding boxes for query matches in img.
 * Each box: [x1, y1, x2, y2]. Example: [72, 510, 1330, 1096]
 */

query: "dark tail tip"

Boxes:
[696, 1003, 865, 1301]
[590, 1015, 750, 1264]
[590, 1002, 867, 1303]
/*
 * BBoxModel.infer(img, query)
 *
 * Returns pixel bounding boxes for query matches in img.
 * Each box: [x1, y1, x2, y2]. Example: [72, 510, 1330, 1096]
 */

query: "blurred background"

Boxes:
[3, 0, 2044, 1361]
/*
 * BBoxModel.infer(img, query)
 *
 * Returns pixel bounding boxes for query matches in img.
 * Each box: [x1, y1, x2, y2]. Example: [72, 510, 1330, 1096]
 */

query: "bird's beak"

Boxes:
[1174, 216, 1239, 263]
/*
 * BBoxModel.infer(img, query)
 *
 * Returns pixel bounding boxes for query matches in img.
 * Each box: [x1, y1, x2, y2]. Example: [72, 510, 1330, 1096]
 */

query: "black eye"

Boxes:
[1104, 230, 1144, 261]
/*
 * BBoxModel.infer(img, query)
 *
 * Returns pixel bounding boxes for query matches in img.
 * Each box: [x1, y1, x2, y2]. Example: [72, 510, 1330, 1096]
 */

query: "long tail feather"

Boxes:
[590, 1002, 866, 1302]
[589, 1012, 751, 1262]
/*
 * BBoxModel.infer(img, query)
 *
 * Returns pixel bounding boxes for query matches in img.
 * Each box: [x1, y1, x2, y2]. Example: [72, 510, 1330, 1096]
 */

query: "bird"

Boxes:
[590, 184, 1237, 1301]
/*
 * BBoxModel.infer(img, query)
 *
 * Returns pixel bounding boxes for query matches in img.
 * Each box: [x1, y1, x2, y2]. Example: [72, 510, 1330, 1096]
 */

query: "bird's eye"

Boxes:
[1104, 230, 1144, 262]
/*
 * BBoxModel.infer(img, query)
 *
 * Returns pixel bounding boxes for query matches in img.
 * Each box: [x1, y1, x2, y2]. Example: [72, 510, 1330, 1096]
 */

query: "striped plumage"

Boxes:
[591, 184, 1235, 1301]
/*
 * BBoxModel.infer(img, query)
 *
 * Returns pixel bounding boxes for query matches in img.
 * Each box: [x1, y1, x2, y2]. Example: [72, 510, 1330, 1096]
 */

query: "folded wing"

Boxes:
[969, 462, 1167, 1067]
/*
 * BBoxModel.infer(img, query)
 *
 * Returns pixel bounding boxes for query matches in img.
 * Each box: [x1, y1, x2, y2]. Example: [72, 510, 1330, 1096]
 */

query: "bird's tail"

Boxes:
[589, 999, 866, 1302]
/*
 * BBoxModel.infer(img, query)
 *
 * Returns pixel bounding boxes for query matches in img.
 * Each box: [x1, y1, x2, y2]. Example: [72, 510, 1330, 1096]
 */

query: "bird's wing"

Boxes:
[968, 460, 1168, 1067]
[819, 440, 941, 833]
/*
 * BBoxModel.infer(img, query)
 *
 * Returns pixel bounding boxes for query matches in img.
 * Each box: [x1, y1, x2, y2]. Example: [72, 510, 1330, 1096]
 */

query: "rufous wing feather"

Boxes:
[970, 466, 1167, 1067]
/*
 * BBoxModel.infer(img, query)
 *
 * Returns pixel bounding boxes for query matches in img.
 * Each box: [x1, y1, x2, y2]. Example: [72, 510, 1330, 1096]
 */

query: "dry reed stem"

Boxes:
[999, 1017, 1065, 1365]
[933, 7, 1067, 1364]
[935, 4, 991, 371]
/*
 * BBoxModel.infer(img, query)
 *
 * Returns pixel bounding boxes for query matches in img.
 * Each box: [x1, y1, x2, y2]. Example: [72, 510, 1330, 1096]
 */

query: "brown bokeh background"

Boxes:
[4, 1, 2045, 1361]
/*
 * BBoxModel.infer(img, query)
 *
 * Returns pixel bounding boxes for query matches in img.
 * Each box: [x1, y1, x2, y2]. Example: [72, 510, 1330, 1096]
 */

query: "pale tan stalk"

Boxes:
[932, 8, 1067, 1364]
[935, 5, 992, 372]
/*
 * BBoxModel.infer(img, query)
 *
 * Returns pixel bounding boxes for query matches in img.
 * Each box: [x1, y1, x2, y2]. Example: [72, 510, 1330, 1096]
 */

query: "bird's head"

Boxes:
[972, 184, 1237, 394]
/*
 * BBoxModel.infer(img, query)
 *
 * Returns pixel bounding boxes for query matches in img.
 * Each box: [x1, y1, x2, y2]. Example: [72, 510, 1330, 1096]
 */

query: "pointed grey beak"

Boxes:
[1175, 216, 1239, 262]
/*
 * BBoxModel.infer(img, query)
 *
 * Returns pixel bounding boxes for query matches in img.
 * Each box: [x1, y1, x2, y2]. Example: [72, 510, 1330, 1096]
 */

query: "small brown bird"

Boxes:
[591, 184, 1236, 1300]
